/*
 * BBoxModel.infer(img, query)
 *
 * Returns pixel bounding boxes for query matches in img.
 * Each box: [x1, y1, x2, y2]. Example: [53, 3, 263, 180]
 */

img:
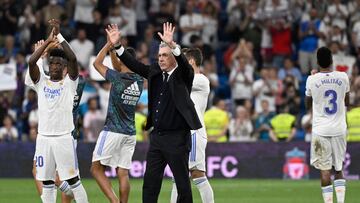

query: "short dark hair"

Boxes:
[317, 47, 332, 69]
[212, 97, 221, 106]
[189, 35, 201, 44]
[183, 48, 203, 67]
[126, 47, 136, 58]
[48, 48, 67, 60]
[87, 97, 98, 106]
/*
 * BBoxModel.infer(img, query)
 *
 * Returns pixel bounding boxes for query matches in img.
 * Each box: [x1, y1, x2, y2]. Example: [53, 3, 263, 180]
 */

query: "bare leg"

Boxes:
[334, 170, 344, 180]
[61, 192, 72, 203]
[320, 170, 333, 203]
[190, 170, 205, 179]
[320, 170, 332, 187]
[91, 161, 119, 203]
[33, 160, 42, 196]
[55, 174, 74, 203]
[117, 168, 130, 203]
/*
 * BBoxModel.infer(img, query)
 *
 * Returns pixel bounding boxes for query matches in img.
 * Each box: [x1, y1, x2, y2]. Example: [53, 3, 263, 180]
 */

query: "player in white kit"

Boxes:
[305, 47, 349, 203]
[26, 24, 88, 203]
[27, 39, 76, 203]
[171, 48, 214, 203]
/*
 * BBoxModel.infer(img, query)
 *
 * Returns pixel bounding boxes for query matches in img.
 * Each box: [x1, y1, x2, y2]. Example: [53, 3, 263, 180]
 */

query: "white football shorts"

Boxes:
[310, 134, 347, 171]
[92, 130, 136, 169]
[35, 134, 79, 181]
[189, 128, 207, 172]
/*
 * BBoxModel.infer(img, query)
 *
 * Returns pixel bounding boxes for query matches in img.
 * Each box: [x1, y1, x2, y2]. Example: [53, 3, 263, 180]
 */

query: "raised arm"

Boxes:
[106, 34, 123, 72]
[158, 22, 194, 84]
[50, 19, 78, 80]
[28, 29, 55, 84]
[93, 42, 111, 77]
[109, 49, 123, 72]
[106, 24, 150, 78]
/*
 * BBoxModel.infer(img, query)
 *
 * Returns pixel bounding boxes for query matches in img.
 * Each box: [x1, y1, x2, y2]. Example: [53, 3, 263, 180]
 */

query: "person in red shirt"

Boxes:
[270, 18, 292, 69]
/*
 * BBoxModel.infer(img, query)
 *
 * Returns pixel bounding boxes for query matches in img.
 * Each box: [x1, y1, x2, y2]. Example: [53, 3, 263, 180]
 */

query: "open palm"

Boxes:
[105, 24, 121, 46]
[157, 22, 175, 45]
[48, 19, 60, 35]
[46, 28, 56, 43]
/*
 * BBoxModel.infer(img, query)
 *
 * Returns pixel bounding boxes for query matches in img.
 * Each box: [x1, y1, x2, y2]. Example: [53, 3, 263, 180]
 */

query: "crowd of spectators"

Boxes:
[1, 0, 360, 143]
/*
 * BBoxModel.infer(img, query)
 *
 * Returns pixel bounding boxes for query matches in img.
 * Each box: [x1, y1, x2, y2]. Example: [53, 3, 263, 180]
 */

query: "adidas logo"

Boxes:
[124, 81, 141, 96]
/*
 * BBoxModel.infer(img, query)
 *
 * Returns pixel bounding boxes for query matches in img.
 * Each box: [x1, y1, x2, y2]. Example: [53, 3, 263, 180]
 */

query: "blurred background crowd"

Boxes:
[1, 0, 360, 144]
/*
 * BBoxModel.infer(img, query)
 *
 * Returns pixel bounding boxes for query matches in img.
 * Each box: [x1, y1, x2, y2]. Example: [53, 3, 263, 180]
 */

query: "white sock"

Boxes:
[41, 184, 56, 203]
[70, 180, 88, 203]
[334, 179, 346, 203]
[59, 181, 73, 197]
[193, 177, 214, 203]
[170, 178, 178, 203]
[322, 185, 333, 203]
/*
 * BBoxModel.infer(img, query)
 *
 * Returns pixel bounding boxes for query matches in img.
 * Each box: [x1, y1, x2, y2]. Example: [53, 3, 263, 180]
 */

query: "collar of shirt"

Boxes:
[163, 64, 177, 81]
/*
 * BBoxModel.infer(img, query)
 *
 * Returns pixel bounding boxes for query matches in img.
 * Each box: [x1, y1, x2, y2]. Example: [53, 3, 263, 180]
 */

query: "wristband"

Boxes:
[57, 33, 65, 43]
[171, 44, 181, 56]
[115, 46, 125, 56]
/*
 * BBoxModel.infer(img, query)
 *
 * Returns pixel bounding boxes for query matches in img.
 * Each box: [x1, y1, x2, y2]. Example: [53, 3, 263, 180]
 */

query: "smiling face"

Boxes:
[158, 45, 176, 72]
[48, 56, 66, 80]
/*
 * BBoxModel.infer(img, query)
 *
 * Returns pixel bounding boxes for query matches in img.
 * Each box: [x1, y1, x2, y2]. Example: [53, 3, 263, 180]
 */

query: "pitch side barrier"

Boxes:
[0, 142, 359, 179]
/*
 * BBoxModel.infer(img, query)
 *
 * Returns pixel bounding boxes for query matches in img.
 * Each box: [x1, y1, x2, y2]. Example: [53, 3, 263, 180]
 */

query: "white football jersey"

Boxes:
[305, 71, 350, 137]
[191, 74, 210, 128]
[25, 58, 49, 89]
[26, 71, 78, 135]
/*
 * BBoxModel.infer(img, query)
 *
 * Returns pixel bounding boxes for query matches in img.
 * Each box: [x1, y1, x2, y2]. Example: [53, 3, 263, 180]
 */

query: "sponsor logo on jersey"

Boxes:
[121, 81, 141, 105]
[124, 82, 141, 96]
[43, 86, 63, 100]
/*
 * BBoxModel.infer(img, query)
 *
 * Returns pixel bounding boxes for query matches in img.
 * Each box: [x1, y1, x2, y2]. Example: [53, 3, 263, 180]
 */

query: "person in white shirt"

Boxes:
[329, 23, 348, 51]
[83, 97, 103, 142]
[170, 48, 214, 203]
[26, 20, 88, 203]
[229, 56, 254, 106]
[229, 106, 254, 142]
[26, 38, 77, 203]
[0, 114, 18, 142]
[305, 47, 349, 203]
[69, 28, 94, 69]
[121, 0, 137, 42]
[351, 20, 360, 52]
[253, 68, 277, 113]
[179, 1, 204, 47]
[74, 0, 95, 25]
[327, 0, 349, 30]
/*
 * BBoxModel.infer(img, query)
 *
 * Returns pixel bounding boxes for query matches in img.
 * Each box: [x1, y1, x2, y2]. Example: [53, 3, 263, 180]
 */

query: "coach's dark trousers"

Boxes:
[142, 129, 192, 203]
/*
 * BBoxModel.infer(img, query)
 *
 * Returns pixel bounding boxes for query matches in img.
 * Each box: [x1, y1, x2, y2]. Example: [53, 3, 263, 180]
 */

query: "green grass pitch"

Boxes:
[0, 178, 359, 202]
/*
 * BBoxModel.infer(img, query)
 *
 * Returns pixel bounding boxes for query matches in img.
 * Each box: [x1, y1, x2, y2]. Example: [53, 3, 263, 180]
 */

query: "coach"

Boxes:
[106, 22, 201, 203]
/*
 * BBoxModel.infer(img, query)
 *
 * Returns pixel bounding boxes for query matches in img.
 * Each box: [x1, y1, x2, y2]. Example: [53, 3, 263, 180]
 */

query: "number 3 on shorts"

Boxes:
[35, 156, 44, 167]
[324, 89, 337, 115]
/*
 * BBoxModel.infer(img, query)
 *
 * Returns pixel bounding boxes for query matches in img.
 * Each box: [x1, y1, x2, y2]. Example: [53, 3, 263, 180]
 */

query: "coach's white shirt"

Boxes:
[305, 71, 349, 137]
[191, 74, 210, 128]
[26, 71, 78, 136]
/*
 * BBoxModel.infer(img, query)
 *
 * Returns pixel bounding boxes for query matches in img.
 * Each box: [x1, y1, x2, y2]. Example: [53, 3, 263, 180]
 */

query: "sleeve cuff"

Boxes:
[56, 33, 65, 43]
[171, 45, 181, 56]
[115, 46, 125, 56]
